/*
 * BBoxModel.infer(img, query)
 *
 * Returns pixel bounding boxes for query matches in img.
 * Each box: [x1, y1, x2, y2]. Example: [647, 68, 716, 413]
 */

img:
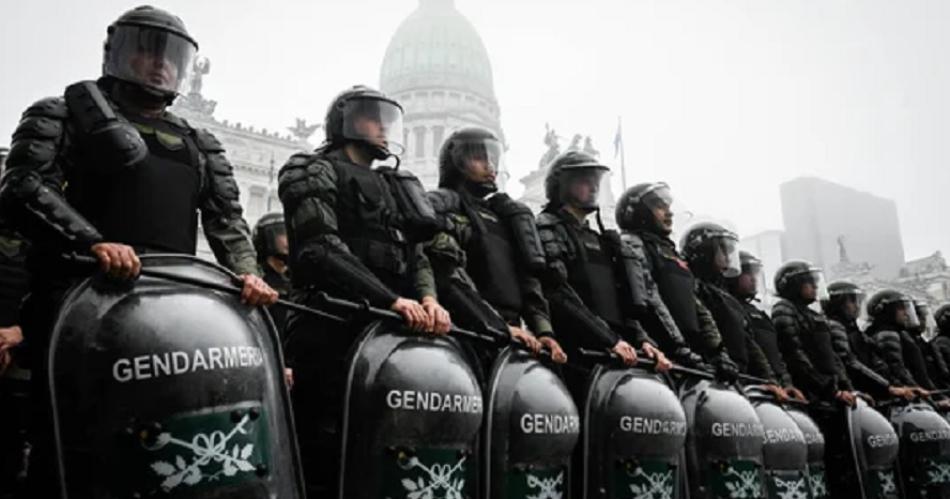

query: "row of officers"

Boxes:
[1, 5, 949, 499]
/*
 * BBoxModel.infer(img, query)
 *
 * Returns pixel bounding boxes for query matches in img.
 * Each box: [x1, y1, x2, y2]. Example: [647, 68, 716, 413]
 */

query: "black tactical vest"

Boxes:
[466, 204, 523, 322]
[566, 225, 623, 328]
[643, 236, 702, 335]
[329, 156, 410, 293]
[744, 302, 785, 377]
[79, 114, 200, 254]
[701, 282, 750, 370]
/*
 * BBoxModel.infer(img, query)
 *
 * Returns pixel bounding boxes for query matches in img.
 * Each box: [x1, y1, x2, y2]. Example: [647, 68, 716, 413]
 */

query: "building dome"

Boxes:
[380, 0, 495, 101]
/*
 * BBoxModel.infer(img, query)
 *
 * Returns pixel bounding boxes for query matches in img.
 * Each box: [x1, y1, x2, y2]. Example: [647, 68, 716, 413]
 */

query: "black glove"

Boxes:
[710, 351, 739, 383]
[671, 347, 708, 370]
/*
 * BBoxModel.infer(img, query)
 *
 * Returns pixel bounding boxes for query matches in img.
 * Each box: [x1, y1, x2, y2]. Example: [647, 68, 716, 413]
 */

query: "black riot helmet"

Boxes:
[679, 222, 742, 279]
[438, 127, 503, 197]
[821, 280, 866, 321]
[323, 85, 404, 160]
[103, 6, 198, 101]
[252, 212, 287, 264]
[866, 289, 920, 329]
[774, 260, 828, 303]
[543, 150, 608, 212]
[935, 304, 950, 335]
[726, 250, 763, 298]
[615, 182, 674, 235]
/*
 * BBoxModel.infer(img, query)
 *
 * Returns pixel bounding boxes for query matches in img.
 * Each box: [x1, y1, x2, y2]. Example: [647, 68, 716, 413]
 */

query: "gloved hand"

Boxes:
[671, 347, 708, 370]
[710, 351, 739, 383]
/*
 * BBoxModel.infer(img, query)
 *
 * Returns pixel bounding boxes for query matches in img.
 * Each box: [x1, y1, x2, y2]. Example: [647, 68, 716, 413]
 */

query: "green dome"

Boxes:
[380, 0, 496, 101]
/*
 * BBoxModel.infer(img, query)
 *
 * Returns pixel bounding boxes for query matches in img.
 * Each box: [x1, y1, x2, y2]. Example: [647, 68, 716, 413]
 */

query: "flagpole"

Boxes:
[618, 116, 627, 191]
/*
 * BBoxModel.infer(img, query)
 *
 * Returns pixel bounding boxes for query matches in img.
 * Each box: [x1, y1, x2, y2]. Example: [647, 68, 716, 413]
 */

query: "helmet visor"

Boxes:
[641, 184, 673, 211]
[452, 137, 503, 177]
[104, 25, 196, 94]
[716, 235, 742, 278]
[340, 97, 404, 156]
[896, 299, 921, 329]
[561, 168, 606, 208]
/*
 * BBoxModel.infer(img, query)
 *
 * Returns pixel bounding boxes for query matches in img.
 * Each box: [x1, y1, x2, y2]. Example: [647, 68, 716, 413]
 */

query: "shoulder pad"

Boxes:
[195, 128, 225, 153]
[426, 188, 461, 215]
[162, 111, 189, 130]
[535, 211, 561, 229]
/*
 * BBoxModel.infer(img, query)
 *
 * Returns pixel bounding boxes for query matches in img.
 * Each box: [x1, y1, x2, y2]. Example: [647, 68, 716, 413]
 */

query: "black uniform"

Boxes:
[278, 146, 437, 495]
[695, 279, 774, 380]
[261, 263, 291, 338]
[0, 79, 258, 496]
[636, 231, 731, 367]
[826, 315, 892, 398]
[740, 301, 794, 387]
[426, 189, 550, 375]
[537, 207, 654, 360]
[903, 331, 949, 390]
[864, 321, 919, 387]
[933, 329, 950, 373]
[0, 226, 31, 498]
[771, 299, 853, 401]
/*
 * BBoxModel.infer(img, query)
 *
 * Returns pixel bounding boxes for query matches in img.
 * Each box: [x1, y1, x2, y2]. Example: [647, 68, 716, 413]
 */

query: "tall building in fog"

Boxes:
[780, 177, 905, 279]
[379, 0, 507, 189]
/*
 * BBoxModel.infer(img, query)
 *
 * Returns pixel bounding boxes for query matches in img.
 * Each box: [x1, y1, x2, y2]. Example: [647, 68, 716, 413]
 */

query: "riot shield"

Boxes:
[483, 346, 579, 498]
[680, 379, 766, 499]
[786, 406, 828, 499]
[584, 364, 687, 499]
[847, 398, 901, 499]
[889, 401, 950, 499]
[339, 319, 483, 499]
[48, 254, 303, 498]
[746, 388, 810, 499]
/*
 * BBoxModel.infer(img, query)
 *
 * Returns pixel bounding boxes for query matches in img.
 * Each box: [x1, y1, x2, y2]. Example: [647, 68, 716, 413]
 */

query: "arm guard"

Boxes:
[772, 302, 839, 399]
[0, 97, 104, 250]
[830, 320, 890, 396]
[194, 129, 258, 276]
[874, 329, 918, 386]
[537, 214, 618, 350]
[378, 167, 440, 242]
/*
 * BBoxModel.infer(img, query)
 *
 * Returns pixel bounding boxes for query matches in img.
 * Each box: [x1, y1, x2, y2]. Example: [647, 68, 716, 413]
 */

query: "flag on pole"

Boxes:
[613, 117, 623, 158]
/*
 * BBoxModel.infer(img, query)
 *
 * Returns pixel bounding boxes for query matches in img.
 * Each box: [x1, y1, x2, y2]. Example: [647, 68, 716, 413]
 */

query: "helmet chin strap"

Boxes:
[462, 178, 497, 199]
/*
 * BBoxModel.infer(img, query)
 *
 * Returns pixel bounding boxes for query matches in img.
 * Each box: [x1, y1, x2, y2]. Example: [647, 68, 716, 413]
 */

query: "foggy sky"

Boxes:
[2, 0, 947, 261]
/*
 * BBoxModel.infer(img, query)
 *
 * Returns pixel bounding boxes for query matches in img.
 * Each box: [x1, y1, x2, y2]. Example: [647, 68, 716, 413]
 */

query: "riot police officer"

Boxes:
[614, 182, 738, 379]
[681, 224, 789, 397]
[252, 212, 291, 336]
[725, 251, 808, 401]
[822, 281, 915, 400]
[933, 305, 950, 373]
[863, 289, 928, 391]
[536, 151, 672, 373]
[277, 85, 452, 495]
[425, 127, 566, 375]
[770, 261, 856, 404]
[907, 300, 950, 391]
[0, 7, 277, 495]
[770, 260, 859, 497]
[0, 149, 30, 498]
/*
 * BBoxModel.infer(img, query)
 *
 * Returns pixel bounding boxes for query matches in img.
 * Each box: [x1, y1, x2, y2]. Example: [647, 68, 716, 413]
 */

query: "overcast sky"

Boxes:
[2, 0, 947, 260]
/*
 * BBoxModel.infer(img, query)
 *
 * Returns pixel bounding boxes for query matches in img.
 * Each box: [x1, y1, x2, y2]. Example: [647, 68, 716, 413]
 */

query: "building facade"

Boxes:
[379, 0, 507, 190]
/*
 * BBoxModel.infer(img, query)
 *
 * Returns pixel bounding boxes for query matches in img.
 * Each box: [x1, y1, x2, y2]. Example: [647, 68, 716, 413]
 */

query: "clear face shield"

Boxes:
[799, 269, 829, 310]
[831, 291, 866, 321]
[916, 303, 936, 337]
[561, 168, 606, 212]
[340, 97, 405, 156]
[714, 235, 742, 278]
[640, 184, 674, 232]
[895, 299, 921, 329]
[104, 25, 197, 95]
[454, 137, 503, 181]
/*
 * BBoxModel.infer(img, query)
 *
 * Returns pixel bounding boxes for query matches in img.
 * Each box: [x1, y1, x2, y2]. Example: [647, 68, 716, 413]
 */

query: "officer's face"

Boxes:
[463, 155, 496, 184]
[353, 115, 386, 148]
[843, 297, 861, 320]
[567, 174, 600, 207]
[130, 52, 179, 91]
[736, 272, 758, 297]
[274, 234, 289, 257]
[653, 204, 674, 233]
[800, 282, 817, 302]
[895, 306, 910, 327]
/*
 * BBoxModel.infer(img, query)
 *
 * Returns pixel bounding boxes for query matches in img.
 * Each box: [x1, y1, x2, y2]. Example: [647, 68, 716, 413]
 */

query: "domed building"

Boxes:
[379, 0, 507, 189]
